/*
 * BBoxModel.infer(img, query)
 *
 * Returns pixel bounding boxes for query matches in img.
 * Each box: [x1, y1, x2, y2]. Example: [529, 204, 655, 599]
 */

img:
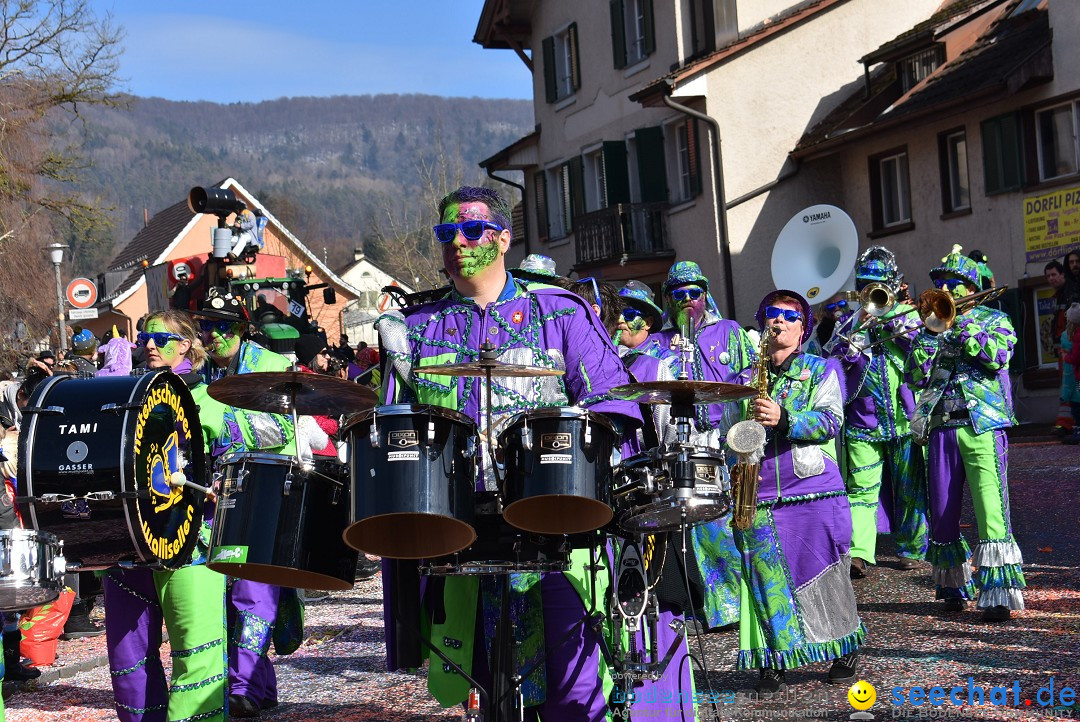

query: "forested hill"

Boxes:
[63, 94, 534, 274]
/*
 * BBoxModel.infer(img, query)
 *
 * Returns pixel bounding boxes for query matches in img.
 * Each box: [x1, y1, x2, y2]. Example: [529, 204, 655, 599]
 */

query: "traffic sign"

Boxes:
[69, 308, 99, 320]
[66, 278, 98, 309]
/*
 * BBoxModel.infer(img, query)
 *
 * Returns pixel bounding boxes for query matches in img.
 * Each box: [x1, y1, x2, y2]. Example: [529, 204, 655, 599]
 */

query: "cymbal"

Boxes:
[415, 359, 564, 378]
[207, 371, 378, 415]
[609, 380, 757, 405]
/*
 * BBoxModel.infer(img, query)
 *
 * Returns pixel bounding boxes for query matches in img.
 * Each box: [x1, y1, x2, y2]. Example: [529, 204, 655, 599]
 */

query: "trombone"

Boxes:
[840, 285, 1008, 351]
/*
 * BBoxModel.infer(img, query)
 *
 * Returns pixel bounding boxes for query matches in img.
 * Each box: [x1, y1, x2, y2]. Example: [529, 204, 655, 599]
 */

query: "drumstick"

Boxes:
[168, 472, 212, 495]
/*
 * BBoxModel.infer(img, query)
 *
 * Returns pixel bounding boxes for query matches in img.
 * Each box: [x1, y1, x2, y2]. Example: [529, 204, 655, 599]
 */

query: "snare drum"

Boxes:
[343, 405, 478, 560]
[616, 448, 731, 533]
[499, 407, 616, 536]
[18, 370, 206, 570]
[0, 529, 66, 612]
[208, 454, 358, 590]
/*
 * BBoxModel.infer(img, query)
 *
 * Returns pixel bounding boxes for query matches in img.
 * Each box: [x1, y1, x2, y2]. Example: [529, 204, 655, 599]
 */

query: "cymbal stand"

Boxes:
[479, 342, 503, 490]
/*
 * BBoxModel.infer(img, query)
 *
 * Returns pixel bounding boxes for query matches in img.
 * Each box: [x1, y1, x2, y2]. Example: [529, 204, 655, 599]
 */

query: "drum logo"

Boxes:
[541, 433, 572, 451]
[389, 431, 418, 448]
[694, 464, 718, 483]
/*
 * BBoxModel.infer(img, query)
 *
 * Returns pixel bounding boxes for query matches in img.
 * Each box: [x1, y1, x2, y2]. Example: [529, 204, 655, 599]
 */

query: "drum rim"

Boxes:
[0, 528, 61, 544]
[341, 403, 477, 434]
[499, 406, 618, 435]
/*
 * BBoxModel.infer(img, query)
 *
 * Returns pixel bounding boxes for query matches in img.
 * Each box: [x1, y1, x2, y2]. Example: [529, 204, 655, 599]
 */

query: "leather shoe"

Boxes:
[828, 652, 859, 683]
[229, 694, 261, 718]
[62, 601, 106, 639]
[756, 668, 786, 694]
[850, 557, 869, 579]
[942, 598, 967, 612]
[981, 605, 1011, 623]
[683, 618, 705, 636]
[356, 557, 381, 581]
[895, 557, 921, 571]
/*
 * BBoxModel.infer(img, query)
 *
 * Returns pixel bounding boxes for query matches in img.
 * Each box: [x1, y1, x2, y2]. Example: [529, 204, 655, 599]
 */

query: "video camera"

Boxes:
[188, 186, 266, 261]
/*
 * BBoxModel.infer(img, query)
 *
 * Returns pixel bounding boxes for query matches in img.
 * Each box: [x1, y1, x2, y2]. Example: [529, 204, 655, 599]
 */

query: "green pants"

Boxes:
[845, 436, 928, 562]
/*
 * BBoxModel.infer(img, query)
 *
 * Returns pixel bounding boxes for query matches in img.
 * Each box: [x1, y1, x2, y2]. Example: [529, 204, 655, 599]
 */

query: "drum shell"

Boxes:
[17, 371, 205, 570]
[499, 408, 615, 535]
[616, 449, 731, 533]
[343, 405, 477, 560]
[0, 529, 65, 612]
[209, 454, 357, 589]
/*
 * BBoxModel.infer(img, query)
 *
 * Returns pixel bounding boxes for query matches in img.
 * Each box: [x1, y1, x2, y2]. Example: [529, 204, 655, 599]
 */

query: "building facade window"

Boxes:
[981, 112, 1024, 194]
[938, 129, 970, 213]
[869, 148, 911, 231]
[611, 0, 655, 69]
[898, 46, 944, 94]
[534, 170, 550, 242]
[684, 0, 736, 59]
[543, 23, 580, 103]
[1035, 101, 1079, 181]
[584, 148, 607, 212]
[668, 118, 702, 203]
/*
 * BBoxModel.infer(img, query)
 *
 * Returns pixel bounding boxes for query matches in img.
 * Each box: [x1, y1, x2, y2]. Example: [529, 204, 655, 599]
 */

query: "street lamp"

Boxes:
[46, 242, 69, 354]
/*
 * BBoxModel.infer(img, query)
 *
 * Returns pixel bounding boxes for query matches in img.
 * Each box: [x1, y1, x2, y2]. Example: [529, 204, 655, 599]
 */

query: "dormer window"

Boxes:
[898, 46, 944, 93]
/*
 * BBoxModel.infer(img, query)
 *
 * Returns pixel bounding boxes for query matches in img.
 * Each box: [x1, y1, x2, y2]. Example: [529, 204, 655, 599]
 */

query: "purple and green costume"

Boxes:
[908, 304, 1024, 609]
[734, 352, 865, 670]
[829, 308, 928, 563]
[104, 360, 227, 722]
[653, 311, 755, 631]
[379, 274, 641, 719]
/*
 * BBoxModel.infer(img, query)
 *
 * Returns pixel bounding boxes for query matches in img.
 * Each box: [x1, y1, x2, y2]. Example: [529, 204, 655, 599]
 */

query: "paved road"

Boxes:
[4, 440, 1078, 721]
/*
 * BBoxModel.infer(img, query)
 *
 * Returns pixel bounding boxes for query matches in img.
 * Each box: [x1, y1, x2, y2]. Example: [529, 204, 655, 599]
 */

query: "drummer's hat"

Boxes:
[193, 287, 250, 323]
[617, 281, 664, 322]
[509, 253, 561, 284]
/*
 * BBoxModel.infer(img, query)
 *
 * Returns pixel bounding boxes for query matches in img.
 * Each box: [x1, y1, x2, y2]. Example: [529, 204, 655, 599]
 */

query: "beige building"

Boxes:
[336, 250, 414, 345]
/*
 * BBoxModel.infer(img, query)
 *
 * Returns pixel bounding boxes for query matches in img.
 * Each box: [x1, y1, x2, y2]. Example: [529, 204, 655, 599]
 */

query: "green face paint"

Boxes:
[440, 201, 502, 279]
[145, 318, 184, 369]
[207, 327, 242, 360]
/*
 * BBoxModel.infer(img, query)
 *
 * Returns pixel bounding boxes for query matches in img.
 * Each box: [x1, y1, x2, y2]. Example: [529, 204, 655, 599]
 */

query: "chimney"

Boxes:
[353, 248, 365, 262]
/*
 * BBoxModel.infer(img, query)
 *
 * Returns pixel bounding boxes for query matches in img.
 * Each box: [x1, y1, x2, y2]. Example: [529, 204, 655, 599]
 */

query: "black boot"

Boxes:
[229, 694, 261, 718]
[3, 630, 41, 682]
[62, 599, 106, 640]
[356, 556, 381, 581]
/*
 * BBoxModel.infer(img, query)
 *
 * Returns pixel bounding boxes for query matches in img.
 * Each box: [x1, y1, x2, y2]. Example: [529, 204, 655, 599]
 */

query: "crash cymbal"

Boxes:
[415, 359, 564, 378]
[207, 371, 378, 415]
[609, 380, 757, 405]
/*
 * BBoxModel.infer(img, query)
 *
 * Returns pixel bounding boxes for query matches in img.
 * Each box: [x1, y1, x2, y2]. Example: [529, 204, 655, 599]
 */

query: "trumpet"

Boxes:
[850, 285, 1007, 351]
[841, 282, 895, 318]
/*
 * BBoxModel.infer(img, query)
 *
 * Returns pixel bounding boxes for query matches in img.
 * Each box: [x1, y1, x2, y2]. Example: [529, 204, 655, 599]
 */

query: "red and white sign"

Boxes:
[66, 278, 98, 309]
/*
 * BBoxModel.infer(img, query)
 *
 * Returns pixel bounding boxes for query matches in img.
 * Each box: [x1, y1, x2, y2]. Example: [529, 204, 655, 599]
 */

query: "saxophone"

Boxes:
[727, 327, 773, 530]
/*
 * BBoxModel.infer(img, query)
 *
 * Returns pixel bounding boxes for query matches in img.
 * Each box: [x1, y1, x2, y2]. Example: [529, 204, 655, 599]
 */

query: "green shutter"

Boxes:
[643, 0, 656, 56]
[543, 36, 557, 103]
[611, 0, 627, 69]
[569, 22, 581, 92]
[534, 170, 550, 241]
[981, 112, 1023, 195]
[603, 141, 631, 204]
[569, 156, 586, 226]
[687, 119, 702, 197]
[635, 126, 668, 203]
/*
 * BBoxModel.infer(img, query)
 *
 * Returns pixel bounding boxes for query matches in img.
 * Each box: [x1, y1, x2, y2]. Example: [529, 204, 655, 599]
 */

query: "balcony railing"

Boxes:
[574, 202, 671, 266]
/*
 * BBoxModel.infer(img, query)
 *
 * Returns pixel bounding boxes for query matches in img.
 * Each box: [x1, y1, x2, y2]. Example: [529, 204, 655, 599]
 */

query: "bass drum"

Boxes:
[17, 370, 206, 570]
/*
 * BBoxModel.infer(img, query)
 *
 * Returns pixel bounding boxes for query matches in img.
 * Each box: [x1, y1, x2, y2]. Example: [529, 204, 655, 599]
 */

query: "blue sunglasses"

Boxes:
[824, 300, 849, 312]
[670, 287, 704, 301]
[198, 319, 238, 334]
[137, 332, 184, 347]
[765, 306, 803, 323]
[621, 308, 644, 322]
[433, 220, 504, 243]
[935, 278, 967, 291]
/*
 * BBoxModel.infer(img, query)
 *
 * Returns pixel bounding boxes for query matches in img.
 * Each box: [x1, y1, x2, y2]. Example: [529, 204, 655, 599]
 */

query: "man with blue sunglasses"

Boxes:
[652, 261, 756, 637]
[907, 245, 1023, 623]
[379, 186, 642, 720]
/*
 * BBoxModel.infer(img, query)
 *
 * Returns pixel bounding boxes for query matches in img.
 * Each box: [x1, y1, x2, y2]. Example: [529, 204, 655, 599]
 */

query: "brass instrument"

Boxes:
[728, 327, 772, 531]
[852, 285, 1008, 351]
[841, 282, 896, 318]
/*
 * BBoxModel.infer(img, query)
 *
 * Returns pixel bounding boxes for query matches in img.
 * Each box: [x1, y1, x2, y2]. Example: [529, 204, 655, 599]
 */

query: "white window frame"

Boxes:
[899, 47, 942, 93]
[624, 0, 647, 66]
[554, 26, 576, 101]
[1035, 101, 1079, 181]
[583, 146, 607, 213]
[879, 151, 911, 227]
[544, 162, 571, 239]
[945, 130, 970, 212]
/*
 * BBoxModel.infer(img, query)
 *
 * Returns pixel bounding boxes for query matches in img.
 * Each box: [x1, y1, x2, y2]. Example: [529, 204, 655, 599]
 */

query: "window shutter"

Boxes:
[643, 0, 656, 56]
[603, 141, 631, 204]
[569, 22, 581, 92]
[542, 36, 557, 103]
[534, 170, 550, 241]
[611, 0, 627, 69]
[686, 119, 702, 197]
[635, 126, 668, 203]
[569, 156, 586, 226]
[981, 113, 1024, 195]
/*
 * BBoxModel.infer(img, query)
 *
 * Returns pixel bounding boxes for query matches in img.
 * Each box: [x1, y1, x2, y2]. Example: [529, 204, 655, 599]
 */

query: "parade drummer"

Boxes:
[103, 309, 228, 722]
[736, 290, 864, 693]
[826, 247, 928, 577]
[377, 186, 641, 719]
[652, 261, 756, 634]
[907, 245, 1024, 622]
[190, 289, 303, 717]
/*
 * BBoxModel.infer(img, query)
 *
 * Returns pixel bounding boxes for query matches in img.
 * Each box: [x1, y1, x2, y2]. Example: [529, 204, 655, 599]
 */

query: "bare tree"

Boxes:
[0, 0, 124, 366]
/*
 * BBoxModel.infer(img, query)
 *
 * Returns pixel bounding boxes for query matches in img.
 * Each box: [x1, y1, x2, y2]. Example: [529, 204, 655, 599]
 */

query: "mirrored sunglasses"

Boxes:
[935, 278, 966, 291]
[824, 300, 849, 312]
[137, 332, 184, 347]
[433, 220, 504, 243]
[198, 320, 237, 334]
[765, 306, 803, 323]
[621, 308, 644, 322]
[670, 287, 704, 301]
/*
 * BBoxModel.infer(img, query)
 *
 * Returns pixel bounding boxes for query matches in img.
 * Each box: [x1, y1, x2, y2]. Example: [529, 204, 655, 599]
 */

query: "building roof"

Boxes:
[102, 178, 362, 308]
[631, 0, 850, 105]
[793, 0, 1051, 158]
[479, 130, 540, 171]
[860, 0, 1004, 64]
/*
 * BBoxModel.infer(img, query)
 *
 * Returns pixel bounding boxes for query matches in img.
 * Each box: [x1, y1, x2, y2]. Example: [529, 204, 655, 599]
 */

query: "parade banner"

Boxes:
[1023, 186, 1080, 263]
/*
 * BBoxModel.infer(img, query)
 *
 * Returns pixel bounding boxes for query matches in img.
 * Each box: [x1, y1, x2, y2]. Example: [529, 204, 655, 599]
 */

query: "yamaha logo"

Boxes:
[389, 431, 418, 448]
[540, 433, 573, 451]
[803, 211, 831, 223]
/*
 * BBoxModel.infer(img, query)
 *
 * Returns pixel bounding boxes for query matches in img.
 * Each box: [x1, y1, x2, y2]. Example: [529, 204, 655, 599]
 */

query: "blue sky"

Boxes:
[96, 1, 533, 102]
